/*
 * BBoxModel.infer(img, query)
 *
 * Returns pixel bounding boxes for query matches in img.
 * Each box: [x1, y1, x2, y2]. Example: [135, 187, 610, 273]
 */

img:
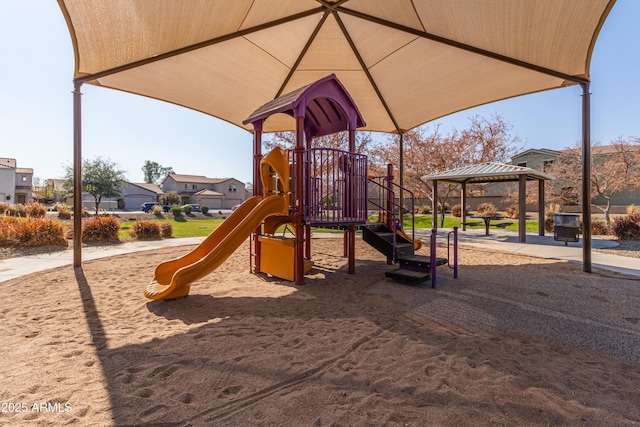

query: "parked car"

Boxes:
[140, 202, 170, 213]
[181, 204, 201, 213]
[231, 203, 242, 211]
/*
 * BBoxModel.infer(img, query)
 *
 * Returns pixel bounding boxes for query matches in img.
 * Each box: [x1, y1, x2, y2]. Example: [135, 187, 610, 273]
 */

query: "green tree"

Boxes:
[142, 161, 174, 185]
[64, 157, 127, 215]
[161, 191, 180, 206]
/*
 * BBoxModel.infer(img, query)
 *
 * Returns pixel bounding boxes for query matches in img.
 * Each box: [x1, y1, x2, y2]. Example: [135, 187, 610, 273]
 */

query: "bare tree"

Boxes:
[263, 130, 377, 158]
[549, 137, 640, 225]
[379, 114, 522, 223]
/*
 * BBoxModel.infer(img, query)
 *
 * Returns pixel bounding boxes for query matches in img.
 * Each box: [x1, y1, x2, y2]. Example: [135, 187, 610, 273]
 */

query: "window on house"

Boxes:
[192, 184, 197, 190]
[21, 176, 27, 182]
[184, 184, 188, 189]
[229, 185, 237, 192]
[517, 162, 527, 167]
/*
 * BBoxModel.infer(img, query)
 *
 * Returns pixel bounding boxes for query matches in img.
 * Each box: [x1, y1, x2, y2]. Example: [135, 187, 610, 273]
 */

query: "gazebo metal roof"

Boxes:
[422, 162, 554, 184]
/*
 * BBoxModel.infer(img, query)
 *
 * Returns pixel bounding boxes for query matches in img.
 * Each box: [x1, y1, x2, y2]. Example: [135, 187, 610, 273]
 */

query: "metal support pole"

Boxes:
[251, 127, 263, 273]
[581, 83, 592, 273]
[432, 180, 438, 231]
[294, 117, 305, 285]
[347, 129, 356, 274]
[518, 174, 526, 242]
[460, 182, 467, 231]
[73, 82, 82, 268]
[538, 179, 545, 236]
[399, 132, 404, 227]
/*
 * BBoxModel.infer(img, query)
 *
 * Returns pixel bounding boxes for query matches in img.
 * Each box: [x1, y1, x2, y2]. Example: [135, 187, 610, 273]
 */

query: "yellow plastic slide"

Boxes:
[144, 194, 287, 300]
[373, 212, 422, 250]
[397, 229, 422, 250]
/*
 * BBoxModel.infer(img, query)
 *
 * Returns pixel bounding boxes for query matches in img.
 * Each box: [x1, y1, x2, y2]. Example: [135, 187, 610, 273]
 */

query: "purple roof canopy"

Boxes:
[244, 74, 366, 142]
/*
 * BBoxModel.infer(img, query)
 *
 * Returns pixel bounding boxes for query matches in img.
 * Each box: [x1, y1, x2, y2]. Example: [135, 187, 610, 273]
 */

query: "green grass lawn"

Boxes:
[119, 218, 224, 240]
[406, 215, 540, 233]
[117, 214, 540, 240]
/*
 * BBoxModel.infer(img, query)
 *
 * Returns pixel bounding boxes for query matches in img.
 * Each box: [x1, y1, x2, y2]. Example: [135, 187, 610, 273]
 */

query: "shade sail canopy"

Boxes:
[422, 162, 554, 185]
[57, 0, 615, 135]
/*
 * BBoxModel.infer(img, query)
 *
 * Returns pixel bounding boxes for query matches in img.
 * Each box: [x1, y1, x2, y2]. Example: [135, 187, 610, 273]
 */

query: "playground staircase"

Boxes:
[362, 224, 447, 285]
[361, 223, 414, 259]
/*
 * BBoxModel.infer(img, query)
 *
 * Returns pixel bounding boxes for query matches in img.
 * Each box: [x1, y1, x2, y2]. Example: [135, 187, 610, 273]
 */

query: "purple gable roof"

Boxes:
[243, 74, 365, 141]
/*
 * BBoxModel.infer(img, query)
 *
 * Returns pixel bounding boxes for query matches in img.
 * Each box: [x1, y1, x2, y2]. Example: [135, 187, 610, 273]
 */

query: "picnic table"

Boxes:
[470, 215, 509, 236]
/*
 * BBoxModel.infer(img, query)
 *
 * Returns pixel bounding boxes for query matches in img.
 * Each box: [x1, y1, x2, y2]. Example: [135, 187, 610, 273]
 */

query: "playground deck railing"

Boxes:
[367, 176, 416, 240]
[301, 147, 369, 226]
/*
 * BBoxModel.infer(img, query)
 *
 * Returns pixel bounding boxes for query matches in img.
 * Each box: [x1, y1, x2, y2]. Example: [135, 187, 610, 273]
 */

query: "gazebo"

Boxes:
[422, 162, 554, 243]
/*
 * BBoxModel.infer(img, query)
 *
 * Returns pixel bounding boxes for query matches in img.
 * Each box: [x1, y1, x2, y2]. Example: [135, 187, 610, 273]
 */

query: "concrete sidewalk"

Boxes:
[1, 229, 639, 283]
[416, 227, 640, 278]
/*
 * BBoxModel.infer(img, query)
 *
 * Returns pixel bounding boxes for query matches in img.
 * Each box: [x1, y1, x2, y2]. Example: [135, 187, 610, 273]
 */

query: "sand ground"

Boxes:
[0, 237, 639, 426]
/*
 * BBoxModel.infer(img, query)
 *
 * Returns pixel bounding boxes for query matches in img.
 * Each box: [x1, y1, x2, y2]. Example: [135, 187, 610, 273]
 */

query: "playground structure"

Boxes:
[145, 75, 457, 300]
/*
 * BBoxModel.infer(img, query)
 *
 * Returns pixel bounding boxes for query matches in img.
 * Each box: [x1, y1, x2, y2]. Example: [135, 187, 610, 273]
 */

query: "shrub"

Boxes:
[82, 215, 120, 242]
[201, 205, 209, 214]
[415, 205, 432, 215]
[22, 218, 67, 246]
[611, 215, 640, 240]
[160, 222, 173, 238]
[130, 220, 161, 239]
[58, 207, 71, 220]
[26, 202, 47, 218]
[0, 217, 67, 247]
[6, 204, 27, 217]
[591, 220, 610, 236]
[151, 204, 164, 215]
[0, 217, 18, 244]
[182, 205, 193, 215]
[171, 206, 182, 217]
[476, 202, 497, 216]
[504, 205, 519, 219]
[0, 203, 9, 215]
[451, 204, 462, 217]
[627, 204, 640, 215]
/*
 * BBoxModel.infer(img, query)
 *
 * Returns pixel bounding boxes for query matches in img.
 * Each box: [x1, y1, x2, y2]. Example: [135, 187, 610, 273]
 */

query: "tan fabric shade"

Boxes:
[57, 0, 615, 134]
[58, 1, 616, 271]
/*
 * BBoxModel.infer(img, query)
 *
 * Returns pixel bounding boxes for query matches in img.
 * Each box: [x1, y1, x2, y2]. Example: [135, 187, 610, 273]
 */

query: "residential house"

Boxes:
[45, 179, 67, 203]
[78, 182, 164, 211]
[162, 174, 246, 209]
[479, 146, 639, 212]
[119, 182, 163, 210]
[0, 158, 33, 204]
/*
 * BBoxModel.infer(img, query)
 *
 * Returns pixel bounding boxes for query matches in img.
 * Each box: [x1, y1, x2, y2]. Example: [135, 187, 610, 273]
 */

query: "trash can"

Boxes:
[553, 214, 581, 245]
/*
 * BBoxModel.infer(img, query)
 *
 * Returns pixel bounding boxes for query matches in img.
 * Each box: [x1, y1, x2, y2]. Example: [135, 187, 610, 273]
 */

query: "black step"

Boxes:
[398, 254, 448, 269]
[385, 269, 431, 284]
[362, 226, 415, 259]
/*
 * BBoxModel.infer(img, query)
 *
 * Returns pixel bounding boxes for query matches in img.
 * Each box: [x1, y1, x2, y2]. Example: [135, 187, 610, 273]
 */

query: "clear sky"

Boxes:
[1, 1, 639, 185]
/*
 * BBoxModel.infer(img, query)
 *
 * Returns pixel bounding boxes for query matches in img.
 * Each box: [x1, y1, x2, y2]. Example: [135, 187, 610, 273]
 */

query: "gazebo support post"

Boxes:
[73, 82, 83, 268]
[460, 181, 467, 231]
[518, 174, 526, 243]
[581, 83, 592, 273]
[538, 179, 545, 236]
